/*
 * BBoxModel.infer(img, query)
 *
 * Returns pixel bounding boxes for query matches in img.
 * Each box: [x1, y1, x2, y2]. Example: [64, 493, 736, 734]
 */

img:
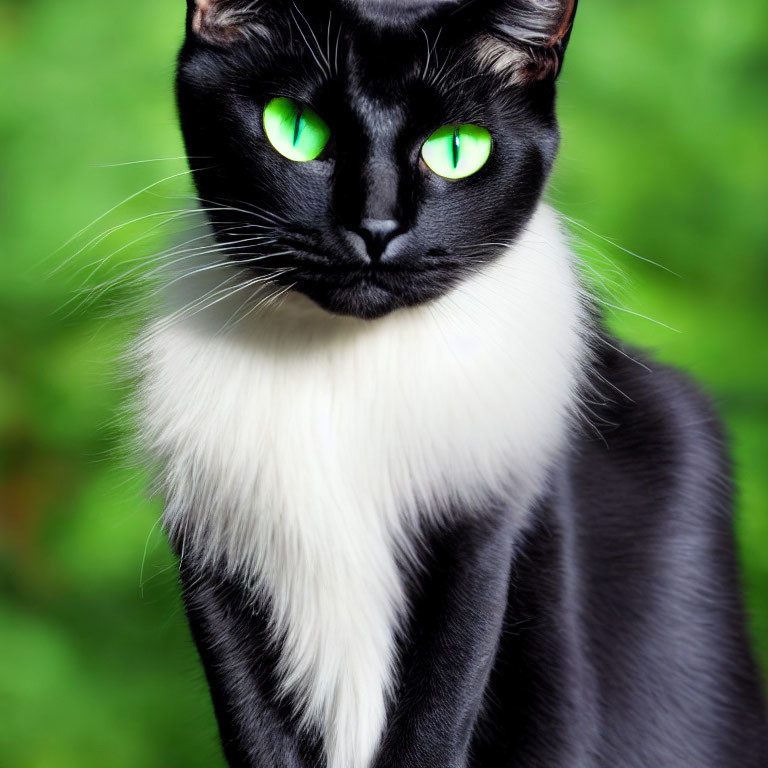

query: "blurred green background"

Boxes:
[0, 0, 765, 765]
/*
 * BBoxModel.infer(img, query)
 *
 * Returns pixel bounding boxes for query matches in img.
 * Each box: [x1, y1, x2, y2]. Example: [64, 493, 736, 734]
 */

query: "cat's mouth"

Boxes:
[281, 260, 455, 321]
[228, 239, 461, 320]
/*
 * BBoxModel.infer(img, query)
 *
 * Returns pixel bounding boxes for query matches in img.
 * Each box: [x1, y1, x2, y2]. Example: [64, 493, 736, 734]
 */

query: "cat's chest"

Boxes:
[144, 314, 522, 528]
[141, 300, 575, 543]
[141, 316, 531, 768]
[137, 204, 589, 768]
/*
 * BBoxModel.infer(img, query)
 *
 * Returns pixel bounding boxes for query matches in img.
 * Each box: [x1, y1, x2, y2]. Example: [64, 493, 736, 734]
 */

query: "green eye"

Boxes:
[421, 124, 492, 179]
[263, 97, 330, 162]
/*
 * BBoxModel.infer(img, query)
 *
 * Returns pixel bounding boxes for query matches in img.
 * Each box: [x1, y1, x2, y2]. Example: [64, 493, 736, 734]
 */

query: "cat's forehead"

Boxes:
[186, 0, 578, 96]
[249, 18, 474, 115]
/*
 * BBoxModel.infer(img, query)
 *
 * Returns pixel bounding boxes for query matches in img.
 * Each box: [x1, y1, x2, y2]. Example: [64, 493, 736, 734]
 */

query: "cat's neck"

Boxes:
[139, 202, 592, 543]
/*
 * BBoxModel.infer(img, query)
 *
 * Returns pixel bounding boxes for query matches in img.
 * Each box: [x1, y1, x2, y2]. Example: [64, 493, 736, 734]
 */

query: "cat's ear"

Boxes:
[187, 0, 268, 45]
[475, 0, 578, 84]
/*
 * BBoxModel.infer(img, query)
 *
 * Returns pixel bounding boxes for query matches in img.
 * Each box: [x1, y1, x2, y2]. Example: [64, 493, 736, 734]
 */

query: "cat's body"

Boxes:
[173, 347, 767, 768]
[138, 0, 767, 765]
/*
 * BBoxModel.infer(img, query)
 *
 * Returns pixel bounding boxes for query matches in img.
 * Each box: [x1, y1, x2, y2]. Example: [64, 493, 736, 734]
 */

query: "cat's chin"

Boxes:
[299, 282, 409, 321]
[294, 278, 439, 321]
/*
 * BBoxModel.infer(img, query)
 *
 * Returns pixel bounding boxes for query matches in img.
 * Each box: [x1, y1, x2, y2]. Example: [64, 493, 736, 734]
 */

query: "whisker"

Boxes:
[561, 215, 679, 277]
[594, 299, 680, 333]
[192, 195, 290, 226]
[68, 213, 217, 284]
[50, 208, 205, 277]
[51, 167, 207, 260]
[96, 235, 280, 298]
[157, 268, 294, 333]
[291, 2, 331, 77]
[61, 231, 282, 318]
[69, 219, 264, 287]
[334, 20, 343, 75]
[93, 156, 208, 168]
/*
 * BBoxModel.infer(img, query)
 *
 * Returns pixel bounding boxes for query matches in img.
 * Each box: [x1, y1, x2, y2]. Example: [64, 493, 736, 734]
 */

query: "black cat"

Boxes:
[136, 1, 768, 765]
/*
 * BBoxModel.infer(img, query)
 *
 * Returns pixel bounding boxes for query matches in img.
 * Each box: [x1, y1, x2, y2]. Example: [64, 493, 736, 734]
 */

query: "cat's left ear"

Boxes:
[475, 0, 578, 84]
[186, 0, 268, 44]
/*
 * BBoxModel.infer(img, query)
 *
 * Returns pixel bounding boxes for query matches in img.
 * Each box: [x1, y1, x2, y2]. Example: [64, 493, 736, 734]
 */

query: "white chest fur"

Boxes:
[137, 204, 589, 768]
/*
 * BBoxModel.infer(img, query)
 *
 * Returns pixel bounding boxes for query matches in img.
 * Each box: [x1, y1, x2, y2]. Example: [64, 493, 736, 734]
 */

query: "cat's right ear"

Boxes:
[475, 0, 578, 84]
[186, 0, 268, 45]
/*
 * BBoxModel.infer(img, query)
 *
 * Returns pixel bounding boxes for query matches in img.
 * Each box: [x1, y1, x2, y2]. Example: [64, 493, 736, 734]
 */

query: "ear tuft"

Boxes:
[190, 0, 268, 45]
[476, 0, 577, 85]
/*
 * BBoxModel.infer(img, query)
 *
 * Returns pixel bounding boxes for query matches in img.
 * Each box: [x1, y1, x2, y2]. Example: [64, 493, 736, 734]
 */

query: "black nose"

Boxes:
[357, 218, 403, 261]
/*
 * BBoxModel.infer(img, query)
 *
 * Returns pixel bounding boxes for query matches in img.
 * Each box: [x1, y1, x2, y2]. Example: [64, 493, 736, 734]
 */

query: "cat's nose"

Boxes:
[356, 218, 403, 262]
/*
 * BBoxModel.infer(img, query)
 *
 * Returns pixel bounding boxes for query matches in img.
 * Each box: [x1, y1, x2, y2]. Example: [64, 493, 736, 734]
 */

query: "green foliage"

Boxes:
[0, 0, 765, 764]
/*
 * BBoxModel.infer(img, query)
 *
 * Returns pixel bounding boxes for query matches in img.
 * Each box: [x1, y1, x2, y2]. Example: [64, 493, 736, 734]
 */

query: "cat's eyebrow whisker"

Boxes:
[420, 27, 432, 80]
[430, 42, 465, 91]
[420, 25, 445, 82]
[290, 3, 331, 79]
[333, 20, 343, 76]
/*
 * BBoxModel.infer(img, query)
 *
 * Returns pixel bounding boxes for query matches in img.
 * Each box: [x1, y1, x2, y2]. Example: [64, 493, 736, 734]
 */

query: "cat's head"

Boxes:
[177, 0, 577, 319]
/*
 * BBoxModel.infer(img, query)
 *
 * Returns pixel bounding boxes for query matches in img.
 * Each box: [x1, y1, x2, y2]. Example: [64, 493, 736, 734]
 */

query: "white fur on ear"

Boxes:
[475, 34, 532, 86]
[475, 0, 577, 84]
[191, 0, 269, 44]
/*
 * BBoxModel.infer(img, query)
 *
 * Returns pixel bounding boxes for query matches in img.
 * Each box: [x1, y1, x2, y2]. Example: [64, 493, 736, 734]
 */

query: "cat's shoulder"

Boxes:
[572, 334, 733, 525]
[591, 334, 728, 438]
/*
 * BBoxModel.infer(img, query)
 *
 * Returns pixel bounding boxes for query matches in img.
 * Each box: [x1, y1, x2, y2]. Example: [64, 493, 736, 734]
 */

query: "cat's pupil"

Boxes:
[293, 109, 305, 148]
[452, 127, 461, 169]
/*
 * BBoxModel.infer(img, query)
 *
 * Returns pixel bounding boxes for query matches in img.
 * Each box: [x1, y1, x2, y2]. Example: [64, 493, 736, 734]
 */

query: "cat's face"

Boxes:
[177, 0, 576, 319]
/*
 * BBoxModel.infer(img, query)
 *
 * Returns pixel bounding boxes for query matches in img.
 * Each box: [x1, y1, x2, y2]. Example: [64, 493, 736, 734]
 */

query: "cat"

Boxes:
[136, 1, 768, 766]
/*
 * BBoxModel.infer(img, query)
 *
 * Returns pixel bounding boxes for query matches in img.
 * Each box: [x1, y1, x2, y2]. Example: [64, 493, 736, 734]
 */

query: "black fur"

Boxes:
[177, 342, 768, 766]
[169, 1, 767, 764]
[178, 0, 566, 318]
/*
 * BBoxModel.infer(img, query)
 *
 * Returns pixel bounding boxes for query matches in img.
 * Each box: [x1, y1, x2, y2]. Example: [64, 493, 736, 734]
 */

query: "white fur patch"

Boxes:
[475, 0, 576, 83]
[193, 0, 269, 44]
[475, 34, 531, 85]
[137, 204, 590, 768]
